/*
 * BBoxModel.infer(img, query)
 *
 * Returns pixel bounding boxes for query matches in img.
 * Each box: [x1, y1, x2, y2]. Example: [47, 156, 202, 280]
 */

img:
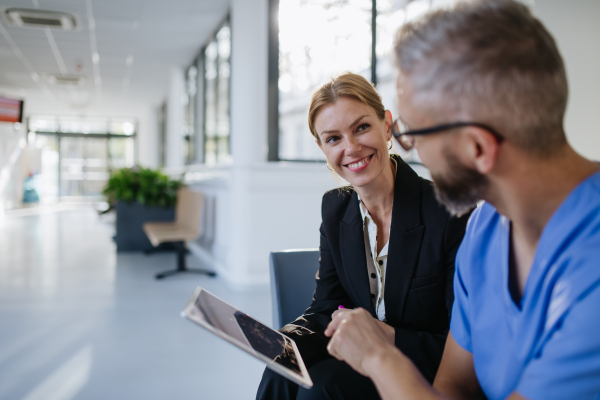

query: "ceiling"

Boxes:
[0, 0, 229, 114]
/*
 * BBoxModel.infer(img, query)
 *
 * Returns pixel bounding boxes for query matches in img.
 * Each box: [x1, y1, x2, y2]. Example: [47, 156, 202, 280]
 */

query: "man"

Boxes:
[324, 1, 600, 399]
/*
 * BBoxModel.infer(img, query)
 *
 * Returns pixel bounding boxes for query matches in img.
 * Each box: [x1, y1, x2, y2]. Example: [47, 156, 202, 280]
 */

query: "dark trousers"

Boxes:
[256, 358, 381, 400]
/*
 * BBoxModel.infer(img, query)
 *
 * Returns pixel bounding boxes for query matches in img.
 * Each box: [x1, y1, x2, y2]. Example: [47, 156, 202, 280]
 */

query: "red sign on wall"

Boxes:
[0, 96, 24, 123]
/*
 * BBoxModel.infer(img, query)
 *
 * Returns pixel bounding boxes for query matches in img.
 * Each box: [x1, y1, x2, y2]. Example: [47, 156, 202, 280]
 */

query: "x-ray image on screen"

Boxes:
[234, 311, 300, 374]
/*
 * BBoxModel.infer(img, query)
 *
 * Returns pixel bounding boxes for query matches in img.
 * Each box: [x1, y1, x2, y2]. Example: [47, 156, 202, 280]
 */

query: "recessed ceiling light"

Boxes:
[4, 8, 77, 30]
[46, 74, 87, 86]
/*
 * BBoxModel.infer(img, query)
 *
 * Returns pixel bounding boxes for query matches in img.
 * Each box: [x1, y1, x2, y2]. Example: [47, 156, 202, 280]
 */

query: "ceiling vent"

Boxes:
[4, 8, 77, 30]
[46, 74, 87, 86]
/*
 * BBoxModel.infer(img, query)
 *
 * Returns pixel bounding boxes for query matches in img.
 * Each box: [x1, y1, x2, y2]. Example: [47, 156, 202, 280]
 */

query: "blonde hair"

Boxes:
[308, 72, 386, 145]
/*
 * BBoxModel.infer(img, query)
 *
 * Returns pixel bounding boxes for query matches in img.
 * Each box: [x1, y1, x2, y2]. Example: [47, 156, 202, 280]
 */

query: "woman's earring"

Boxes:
[326, 161, 334, 171]
[388, 140, 393, 150]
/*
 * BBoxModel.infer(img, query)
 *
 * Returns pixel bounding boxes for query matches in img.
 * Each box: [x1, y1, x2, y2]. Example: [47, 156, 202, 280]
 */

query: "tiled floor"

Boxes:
[0, 205, 271, 400]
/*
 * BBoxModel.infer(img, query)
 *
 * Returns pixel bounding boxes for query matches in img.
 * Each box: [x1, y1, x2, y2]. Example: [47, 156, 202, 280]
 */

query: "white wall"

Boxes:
[0, 122, 23, 211]
[0, 122, 21, 173]
[183, 163, 339, 288]
[531, 0, 600, 161]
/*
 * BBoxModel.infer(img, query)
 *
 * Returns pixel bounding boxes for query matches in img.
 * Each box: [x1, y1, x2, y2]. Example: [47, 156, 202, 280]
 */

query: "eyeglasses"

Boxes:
[391, 119, 505, 151]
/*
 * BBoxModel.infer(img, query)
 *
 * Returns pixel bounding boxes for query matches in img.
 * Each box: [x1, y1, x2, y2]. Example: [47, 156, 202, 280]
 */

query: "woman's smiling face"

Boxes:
[315, 96, 393, 188]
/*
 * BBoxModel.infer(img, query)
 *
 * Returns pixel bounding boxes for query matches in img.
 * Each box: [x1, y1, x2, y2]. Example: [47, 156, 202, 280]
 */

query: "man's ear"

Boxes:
[465, 127, 500, 174]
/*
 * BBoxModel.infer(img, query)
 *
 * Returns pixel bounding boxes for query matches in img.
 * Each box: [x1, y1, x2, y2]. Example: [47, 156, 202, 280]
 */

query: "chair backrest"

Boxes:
[270, 249, 319, 330]
[175, 187, 203, 237]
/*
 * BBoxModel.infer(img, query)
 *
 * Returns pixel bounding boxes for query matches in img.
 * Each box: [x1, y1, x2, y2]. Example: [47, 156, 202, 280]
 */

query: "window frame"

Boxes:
[201, 14, 232, 166]
[183, 59, 200, 165]
[267, 0, 380, 162]
[179, 13, 231, 166]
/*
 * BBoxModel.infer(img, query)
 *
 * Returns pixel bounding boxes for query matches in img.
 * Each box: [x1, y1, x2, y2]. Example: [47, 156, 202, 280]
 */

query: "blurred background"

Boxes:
[0, 0, 598, 399]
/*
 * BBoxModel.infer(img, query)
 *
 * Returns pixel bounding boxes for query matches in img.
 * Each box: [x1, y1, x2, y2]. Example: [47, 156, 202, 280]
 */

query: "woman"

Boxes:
[256, 72, 469, 400]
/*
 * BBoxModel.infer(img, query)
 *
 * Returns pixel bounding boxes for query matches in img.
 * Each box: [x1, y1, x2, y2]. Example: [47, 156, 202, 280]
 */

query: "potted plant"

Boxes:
[103, 167, 182, 251]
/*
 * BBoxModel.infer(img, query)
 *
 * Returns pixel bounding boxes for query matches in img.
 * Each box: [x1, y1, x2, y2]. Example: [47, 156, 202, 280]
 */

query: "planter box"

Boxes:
[115, 201, 175, 252]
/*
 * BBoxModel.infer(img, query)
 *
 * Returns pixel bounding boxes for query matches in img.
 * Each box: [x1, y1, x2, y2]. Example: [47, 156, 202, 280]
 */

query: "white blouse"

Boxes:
[358, 197, 390, 322]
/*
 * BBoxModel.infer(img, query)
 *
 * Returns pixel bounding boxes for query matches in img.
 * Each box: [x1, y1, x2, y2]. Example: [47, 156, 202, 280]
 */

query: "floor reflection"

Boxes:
[0, 207, 271, 400]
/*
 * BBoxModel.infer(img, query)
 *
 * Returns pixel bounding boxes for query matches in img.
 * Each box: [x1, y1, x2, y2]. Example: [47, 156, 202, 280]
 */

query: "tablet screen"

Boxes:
[182, 287, 311, 387]
[233, 311, 300, 374]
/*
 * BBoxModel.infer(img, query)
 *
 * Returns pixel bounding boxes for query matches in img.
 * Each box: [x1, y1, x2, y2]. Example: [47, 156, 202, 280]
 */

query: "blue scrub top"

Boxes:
[450, 170, 600, 400]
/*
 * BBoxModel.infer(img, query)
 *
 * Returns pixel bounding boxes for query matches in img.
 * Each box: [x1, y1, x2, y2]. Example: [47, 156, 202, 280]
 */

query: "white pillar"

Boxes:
[182, 1, 271, 288]
[227, 0, 270, 286]
[166, 66, 185, 168]
[230, 0, 269, 166]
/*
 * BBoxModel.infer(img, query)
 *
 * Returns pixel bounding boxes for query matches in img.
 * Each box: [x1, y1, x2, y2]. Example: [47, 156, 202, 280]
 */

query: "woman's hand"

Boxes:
[325, 307, 399, 377]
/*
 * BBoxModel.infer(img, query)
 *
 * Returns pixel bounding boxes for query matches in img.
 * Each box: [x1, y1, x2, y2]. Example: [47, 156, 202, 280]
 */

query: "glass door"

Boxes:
[84, 137, 109, 197]
[60, 136, 85, 197]
[60, 137, 109, 198]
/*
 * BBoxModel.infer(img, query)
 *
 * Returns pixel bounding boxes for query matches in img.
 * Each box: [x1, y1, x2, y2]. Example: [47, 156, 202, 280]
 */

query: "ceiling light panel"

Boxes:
[4, 8, 78, 31]
[45, 74, 87, 86]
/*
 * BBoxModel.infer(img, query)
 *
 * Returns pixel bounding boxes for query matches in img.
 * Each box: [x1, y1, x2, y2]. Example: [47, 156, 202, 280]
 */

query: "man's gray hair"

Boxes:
[394, 0, 568, 156]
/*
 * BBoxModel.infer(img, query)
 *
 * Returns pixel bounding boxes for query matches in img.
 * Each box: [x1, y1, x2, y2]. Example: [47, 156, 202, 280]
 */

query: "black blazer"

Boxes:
[280, 156, 469, 382]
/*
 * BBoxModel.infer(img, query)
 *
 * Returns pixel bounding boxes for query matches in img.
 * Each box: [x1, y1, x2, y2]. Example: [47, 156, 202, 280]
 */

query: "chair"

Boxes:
[269, 249, 319, 329]
[143, 187, 216, 280]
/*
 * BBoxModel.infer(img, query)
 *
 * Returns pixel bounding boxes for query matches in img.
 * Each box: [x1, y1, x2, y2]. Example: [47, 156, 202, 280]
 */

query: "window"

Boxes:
[177, 16, 231, 166]
[271, 0, 432, 161]
[203, 19, 231, 166]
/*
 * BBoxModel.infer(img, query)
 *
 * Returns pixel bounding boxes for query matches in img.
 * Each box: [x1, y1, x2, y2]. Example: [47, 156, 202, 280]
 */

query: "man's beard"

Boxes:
[431, 149, 488, 216]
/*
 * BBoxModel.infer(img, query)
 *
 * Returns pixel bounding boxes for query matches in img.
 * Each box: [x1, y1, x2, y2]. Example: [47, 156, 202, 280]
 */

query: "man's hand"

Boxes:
[331, 307, 396, 344]
[324, 309, 495, 400]
[325, 308, 399, 377]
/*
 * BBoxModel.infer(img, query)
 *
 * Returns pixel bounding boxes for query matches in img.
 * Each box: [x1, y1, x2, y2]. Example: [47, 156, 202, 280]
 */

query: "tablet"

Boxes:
[181, 286, 313, 389]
